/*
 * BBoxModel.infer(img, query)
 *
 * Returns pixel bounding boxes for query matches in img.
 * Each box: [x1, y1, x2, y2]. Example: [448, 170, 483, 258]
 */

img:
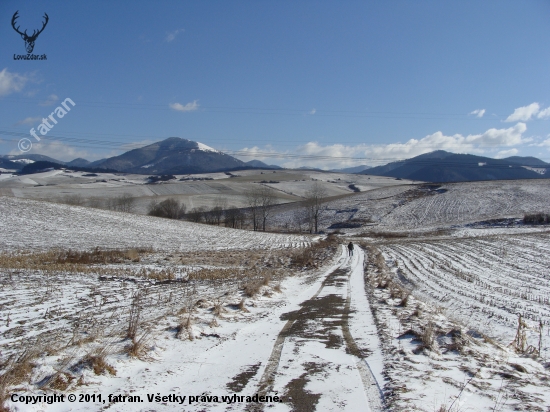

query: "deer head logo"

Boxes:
[11, 11, 49, 54]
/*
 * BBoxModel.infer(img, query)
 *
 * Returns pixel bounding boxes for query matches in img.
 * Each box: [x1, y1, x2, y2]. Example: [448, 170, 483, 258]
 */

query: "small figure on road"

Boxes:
[348, 241, 354, 256]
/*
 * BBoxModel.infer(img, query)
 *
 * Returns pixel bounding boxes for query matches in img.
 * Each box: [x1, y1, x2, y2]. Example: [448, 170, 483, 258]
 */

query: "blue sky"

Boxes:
[1, 1, 550, 168]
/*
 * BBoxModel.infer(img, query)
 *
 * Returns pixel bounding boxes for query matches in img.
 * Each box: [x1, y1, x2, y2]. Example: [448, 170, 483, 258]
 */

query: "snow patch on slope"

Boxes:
[197, 142, 219, 153]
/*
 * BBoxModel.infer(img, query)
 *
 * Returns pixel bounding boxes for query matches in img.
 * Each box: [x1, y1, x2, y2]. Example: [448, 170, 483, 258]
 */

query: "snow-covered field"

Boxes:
[2, 176, 550, 411]
[0, 197, 309, 252]
[0, 169, 413, 215]
[378, 232, 550, 353]
[291, 179, 550, 233]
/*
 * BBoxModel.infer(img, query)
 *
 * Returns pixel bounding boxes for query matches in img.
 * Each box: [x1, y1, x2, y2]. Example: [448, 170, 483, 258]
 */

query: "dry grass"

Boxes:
[127, 292, 142, 340]
[188, 268, 240, 281]
[127, 331, 151, 358]
[420, 321, 437, 352]
[243, 280, 263, 297]
[212, 297, 228, 317]
[290, 235, 339, 269]
[176, 315, 194, 341]
[0, 248, 153, 278]
[238, 298, 249, 312]
[75, 354, 116, 376]
[0, 346, 40, 409]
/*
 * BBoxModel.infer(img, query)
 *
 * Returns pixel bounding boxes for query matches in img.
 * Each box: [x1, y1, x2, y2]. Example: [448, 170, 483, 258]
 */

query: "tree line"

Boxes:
[56, 182, 329, 233]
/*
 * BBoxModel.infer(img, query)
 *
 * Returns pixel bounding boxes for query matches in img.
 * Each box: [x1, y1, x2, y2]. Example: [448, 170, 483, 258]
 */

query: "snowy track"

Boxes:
[252, 246, 384, 411]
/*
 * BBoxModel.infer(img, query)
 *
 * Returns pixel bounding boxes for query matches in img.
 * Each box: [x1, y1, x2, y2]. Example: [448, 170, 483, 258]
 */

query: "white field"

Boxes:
[2, 175, 550, 411]
[303, 179, 550, 233]
[0, 169, 414, 214]
[378, 232, 550, 351]
[0, 197, 309, 252]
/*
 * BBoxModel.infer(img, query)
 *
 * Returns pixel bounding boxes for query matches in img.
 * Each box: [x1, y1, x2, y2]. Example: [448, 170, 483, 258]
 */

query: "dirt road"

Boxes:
[250, 246, 385, 411]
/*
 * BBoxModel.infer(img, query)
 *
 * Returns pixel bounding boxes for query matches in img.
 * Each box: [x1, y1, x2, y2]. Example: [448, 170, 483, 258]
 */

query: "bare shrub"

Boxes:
[127, 331, 151, 358]
[46, 372, 75, 391]
[107, 194, 136, 213]
[61, 194, 85, 206]
[73, 353, 116, 376]
[148, 198, 186, 219]
[87, 197, 104, 208]
[176, 315, 194, 341]
[290, 235, 339, 269]
[212, 297, 227, 317]
[523, 213, 550, 224]
[243, 280, 263, 297]
[420, 321, 437, 352]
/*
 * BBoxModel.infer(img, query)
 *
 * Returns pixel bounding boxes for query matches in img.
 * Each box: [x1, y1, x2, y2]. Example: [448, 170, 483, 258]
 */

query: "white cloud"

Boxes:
[169, 101, 199, 112]
[309, 109, 316, 115]
[531, 137, 550, 147]
[39, 94, 59, 106]
[9, 140, 90, 161]
[165, 29, 184, 42]
[495, 148, 518, 158]
[536, 106, 550, 119]
[505, 103, 540, 122]
[470, 109, 485, 118]
[15, 116, 41, 126]
[236, 123, 530, 169]
[0, 68, 28, 96]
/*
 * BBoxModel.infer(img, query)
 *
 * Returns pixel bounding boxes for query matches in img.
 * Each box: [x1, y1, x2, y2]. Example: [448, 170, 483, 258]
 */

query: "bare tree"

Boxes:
[245, 189, 261, 231]
[303, 182, 327, 233]
[258, 186, 276, 231]
[148, 198, 186, 219]
[225, 207, 245, 229]
[188, 206, 207, 223]
[210, 196, 228, 225]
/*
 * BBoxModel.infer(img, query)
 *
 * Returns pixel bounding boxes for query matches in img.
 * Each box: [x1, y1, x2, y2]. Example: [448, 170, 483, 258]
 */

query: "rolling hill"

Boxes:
[361, 150, 548, 182]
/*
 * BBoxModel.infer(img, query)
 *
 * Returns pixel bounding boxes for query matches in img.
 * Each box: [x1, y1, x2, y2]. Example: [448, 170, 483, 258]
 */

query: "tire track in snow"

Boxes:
[250, 246, 384, 411]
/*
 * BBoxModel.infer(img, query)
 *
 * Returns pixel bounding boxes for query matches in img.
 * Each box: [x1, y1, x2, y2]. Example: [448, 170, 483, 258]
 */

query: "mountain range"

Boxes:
[2, 139, 549, 182]
[361, 150, 549, 182]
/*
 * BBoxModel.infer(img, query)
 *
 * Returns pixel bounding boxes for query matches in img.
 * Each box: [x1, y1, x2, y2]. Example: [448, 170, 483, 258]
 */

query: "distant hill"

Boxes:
[503, 156, 549, 167]
[330, 165, 372, 174]
[93, 137, 246, 174]
[362, 151, 548, 182]
[245, 160, 283, 169]
[20, 161, 118, 175]
[66, 158, 91, 167]
[0, 154, 64, 169]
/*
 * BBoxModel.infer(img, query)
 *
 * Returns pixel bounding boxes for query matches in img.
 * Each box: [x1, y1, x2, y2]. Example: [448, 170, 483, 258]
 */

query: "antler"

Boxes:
[32, 13, 49, 38]
[11, 11, 27, 37]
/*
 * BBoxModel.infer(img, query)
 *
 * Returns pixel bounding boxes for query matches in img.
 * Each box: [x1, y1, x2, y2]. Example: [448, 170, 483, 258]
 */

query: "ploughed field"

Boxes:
[378, 232, 550, 351]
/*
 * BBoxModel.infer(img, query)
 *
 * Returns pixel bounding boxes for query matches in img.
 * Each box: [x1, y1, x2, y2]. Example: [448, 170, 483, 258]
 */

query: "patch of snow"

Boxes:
[197, 142, 219, 153]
